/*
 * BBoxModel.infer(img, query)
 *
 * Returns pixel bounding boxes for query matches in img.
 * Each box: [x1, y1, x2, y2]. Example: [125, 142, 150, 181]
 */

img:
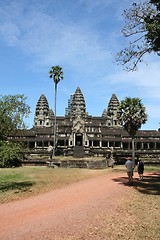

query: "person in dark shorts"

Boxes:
[138, 160, 144, 180]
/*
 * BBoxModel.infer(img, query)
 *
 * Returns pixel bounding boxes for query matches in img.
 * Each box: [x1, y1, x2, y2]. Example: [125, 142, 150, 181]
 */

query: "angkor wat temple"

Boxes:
[10, 87, 160, 163]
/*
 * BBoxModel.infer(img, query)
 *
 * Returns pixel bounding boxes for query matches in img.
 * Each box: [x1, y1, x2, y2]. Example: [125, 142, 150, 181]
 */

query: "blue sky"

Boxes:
[0, 0, 160, 130]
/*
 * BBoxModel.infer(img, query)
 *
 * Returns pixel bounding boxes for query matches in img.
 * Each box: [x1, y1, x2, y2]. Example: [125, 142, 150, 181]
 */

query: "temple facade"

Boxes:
[10, 87, 160, 162]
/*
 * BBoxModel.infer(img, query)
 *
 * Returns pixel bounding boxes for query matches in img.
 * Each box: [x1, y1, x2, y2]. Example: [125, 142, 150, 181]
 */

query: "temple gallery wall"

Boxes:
[10, 87, 160, 165]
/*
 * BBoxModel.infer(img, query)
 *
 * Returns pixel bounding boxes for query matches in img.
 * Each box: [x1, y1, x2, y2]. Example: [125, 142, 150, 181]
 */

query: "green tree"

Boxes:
[146, 0, 160, 52]
[49, 65, 64, 157]
[0, 141, 23, 167]
[117, 97, 147, 164]
[116, 0, 160, 71]
[0, 94, 30, 140]
[0, 94, 30, 167]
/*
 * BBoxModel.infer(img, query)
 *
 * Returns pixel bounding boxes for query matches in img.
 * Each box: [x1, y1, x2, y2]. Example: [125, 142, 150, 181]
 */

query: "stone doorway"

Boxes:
[75, 134, 83, 146]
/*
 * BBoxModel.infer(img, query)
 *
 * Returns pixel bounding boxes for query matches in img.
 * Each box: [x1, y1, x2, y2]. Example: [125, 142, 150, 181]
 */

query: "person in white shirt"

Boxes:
[125, 157, 134, 184]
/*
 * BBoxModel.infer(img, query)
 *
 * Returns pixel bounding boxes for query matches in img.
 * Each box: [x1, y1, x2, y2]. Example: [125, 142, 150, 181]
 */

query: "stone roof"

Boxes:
[69, 87, 87, 119]
[107, 94, 119, 112]
[35, 94, 50, 113]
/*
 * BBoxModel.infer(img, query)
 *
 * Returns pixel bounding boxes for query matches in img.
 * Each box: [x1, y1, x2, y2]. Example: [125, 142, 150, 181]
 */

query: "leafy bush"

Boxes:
[0, 141, 22, 168]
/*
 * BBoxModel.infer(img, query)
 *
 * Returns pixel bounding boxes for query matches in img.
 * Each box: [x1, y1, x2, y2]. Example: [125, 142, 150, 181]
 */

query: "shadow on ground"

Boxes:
[112, 172, 160, 195]
[0, 181, 34, 193]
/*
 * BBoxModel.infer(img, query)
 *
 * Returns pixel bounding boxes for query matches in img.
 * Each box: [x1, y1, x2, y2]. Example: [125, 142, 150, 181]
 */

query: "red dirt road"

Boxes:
[0, 172, 131, 240]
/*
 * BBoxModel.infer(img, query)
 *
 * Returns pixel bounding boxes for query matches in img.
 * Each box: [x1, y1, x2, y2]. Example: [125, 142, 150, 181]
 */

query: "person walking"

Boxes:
[137, 160, 144, 180]
[125, 156, 134, 184]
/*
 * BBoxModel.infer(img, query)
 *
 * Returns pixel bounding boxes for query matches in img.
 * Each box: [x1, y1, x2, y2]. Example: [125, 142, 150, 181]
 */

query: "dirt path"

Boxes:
[0, 172, 132, 240]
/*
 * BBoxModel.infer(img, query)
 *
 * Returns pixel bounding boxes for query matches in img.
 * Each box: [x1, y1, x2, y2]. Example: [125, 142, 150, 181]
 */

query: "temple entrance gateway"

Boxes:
[75, 133, 83, 146]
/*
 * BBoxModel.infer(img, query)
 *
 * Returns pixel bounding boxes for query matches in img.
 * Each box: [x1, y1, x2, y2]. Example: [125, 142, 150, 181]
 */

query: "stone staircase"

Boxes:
[73, 146, 85, 158]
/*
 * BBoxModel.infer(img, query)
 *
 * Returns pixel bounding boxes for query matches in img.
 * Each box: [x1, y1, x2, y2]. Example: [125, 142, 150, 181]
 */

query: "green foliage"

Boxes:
[145, 0, 160, 52]
[49, 65, 64, 84]
[0, 94, 31, 140]
[0, 141, 22, 168]
[116, 0, 160, 71]
[118, 97, 148, 137]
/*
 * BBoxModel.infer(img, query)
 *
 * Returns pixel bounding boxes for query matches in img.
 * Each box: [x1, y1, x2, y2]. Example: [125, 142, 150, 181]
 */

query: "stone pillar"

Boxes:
[128, 142, 130, 149]
[99, 140, 102, 147]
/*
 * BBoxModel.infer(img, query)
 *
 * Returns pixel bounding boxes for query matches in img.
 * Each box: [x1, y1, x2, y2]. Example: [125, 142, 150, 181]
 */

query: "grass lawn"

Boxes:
[0, 165, 159, 204]
[0, 166, 111, 203]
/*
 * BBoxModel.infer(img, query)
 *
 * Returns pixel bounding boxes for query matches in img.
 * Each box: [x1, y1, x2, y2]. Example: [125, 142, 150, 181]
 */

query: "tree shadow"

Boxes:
[0, 181, 35, 193]
[112, 172, 160, 195]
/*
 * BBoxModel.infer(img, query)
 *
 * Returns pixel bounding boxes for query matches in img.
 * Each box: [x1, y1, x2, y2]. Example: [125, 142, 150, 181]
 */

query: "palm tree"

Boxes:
[117, 97, 147, 165]
[49, 66, 63, 157]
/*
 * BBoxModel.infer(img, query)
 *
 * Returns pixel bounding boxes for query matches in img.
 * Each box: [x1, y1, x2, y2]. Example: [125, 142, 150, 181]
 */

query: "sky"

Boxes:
[0, 0, 160, 130]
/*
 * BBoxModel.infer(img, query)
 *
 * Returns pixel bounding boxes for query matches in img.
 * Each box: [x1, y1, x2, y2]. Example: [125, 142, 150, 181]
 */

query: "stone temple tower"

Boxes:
[66, 87, 87, 119]
[34, 94, 54, 127]
[102, 94, 120, 127]
[107, 94, 120, 127]
[65, 87, 88, 154]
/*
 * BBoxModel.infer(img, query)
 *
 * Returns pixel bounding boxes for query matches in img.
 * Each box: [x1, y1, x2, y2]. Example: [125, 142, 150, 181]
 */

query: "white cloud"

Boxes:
[0, 0, 159, 130]
[0, 1, 110, 75]
[0, 22, 20, 45]
[103, 55, 160, 98]
[78, 0, 112, 9]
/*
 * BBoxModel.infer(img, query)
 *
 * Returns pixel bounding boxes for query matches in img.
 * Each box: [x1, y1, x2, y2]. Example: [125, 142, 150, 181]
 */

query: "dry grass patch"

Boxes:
[96, 190, 160, 240]
[0, 166, 110, 204]
[90, 169, 160, 240]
